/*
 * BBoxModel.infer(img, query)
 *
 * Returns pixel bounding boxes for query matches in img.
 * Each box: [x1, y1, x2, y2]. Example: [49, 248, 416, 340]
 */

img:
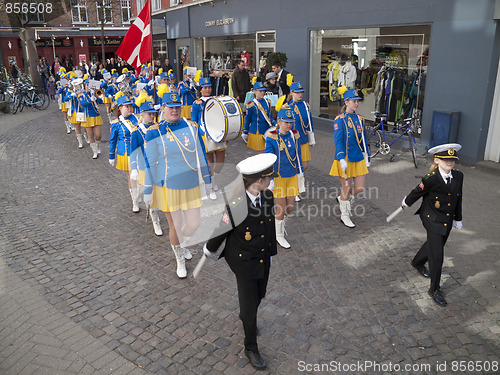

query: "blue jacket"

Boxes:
[243, 98, 276, 135]
[69, 93, 83, 114]
[288, 100, 314, 146]
[333, 112, 370, 163]
[109, 114, 138, 159]
[264, 129, 303, 178]
[178, 80, 197, 106]
[77, 92, 101, 118]
[105, 82, 119, 100]
[144, 118, 211, 193]
[190, 98, 207, 136]
[130, 122, 154, 172]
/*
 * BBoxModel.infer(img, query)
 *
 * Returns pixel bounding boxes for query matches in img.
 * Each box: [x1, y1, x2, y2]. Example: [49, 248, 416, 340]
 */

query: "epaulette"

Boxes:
[149, 123, 159, 130]
[292, 129, 300, 139]
[246, 101, 254, 109]
[186, 119, 199, 128]
[359, 115, 365, 122]
[423, 171, 435, 179]
[111, 119, 119, 124]
[334, 113, 346, 120]
[229, 195, 244, 208]
[267, 130, 278, 140]
[195, 99, 202, 105]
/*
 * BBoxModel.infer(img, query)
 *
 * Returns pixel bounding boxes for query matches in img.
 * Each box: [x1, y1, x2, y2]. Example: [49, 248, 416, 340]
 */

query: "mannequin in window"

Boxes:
[241, 50, 251, 67]
[338, 58, 357, 89]
[214, 55, 222, 70]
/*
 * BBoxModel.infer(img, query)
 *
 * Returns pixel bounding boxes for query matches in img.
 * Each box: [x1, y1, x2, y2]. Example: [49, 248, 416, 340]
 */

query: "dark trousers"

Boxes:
[412, 229, 451, 292]
[236, 276, 268, 352]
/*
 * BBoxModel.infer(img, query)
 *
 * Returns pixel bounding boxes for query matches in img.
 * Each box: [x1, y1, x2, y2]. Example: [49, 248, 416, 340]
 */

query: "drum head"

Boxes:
[203, 96, 243, 143]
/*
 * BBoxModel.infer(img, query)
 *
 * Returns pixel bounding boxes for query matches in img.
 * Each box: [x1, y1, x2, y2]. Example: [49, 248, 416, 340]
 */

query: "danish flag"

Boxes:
[116, 0, 152, 73]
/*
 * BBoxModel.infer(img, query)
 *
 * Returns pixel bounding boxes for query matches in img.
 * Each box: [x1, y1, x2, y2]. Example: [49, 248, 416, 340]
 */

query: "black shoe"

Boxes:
[411, 262, 430, 278]
[428, 289, 447, 306]
[244, 349, 267, 370]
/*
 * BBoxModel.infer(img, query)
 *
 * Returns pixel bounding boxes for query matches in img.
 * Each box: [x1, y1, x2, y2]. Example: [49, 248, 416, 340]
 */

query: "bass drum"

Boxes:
[263, 126, 276, 139]
[203, 96, 243, 143]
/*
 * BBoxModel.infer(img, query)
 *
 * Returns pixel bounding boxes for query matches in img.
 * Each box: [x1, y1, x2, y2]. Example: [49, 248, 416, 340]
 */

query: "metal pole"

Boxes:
[100, 4, 105, 63]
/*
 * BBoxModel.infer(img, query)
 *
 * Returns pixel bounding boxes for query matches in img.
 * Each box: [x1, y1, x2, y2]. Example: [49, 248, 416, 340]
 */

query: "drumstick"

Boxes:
[386, 207, 403, 223]
[193, 254, 207, 278]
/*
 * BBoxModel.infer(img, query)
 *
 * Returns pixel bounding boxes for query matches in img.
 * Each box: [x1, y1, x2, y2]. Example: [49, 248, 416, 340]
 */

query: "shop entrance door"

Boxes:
[256, 31, 275, 79]
[485, 54, 500, 162]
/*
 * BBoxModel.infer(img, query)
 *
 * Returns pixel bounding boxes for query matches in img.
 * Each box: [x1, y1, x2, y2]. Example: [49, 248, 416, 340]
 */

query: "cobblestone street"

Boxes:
[0, 107, 499, 374]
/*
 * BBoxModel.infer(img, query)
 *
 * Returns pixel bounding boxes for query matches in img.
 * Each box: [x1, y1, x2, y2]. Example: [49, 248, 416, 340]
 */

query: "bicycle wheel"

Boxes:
[410, 132, 418, 168]
[366, 126, 382, 157]
[11, 93, 21, 114]
[34, 92, 49, 110]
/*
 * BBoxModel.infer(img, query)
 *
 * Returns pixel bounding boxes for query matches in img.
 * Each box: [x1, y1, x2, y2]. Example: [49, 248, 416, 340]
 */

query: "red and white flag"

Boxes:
[116, 0, 152, 73]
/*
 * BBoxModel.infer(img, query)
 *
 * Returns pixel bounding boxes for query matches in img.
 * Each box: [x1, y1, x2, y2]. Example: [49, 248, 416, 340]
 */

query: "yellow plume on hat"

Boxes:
[157, 83, 169, 98]
[59, 67, 66, 73]
[337, 85, 348, 97]
[122, 68, 129, 74]
[114, 91, 125, 101]
[251, 76, 257, 85]
[286, 73, 293, 87]
[168, 69, 173, 75]
[111, 69, 117, 74]
[135, 90, 150, 107]
[158, 68, 163, 75]
[148, 62, 151, 67]
[275, 95, 287, 112]
[83, 73, 89, 80]
[194, 70, 202, 83]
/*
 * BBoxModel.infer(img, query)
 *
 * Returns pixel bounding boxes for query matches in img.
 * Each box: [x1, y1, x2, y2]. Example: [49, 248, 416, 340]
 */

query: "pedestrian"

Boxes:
[329, 89, 370, 228]
[109, 92, 141, 213]
[264, 105, 302, 249]
[263, 72, 279, 96]
[162, 58, 173, 74]
[401, 143, 463, 306]
[144, 92, 212, 279]
[46, 76, 57, 102]
[231, 59, 251, 106]
[271, 62, 291, 97]
[52, 56, 61, 79]
[203, 152, 278, 370]
[37, 58, 49, 93]
[242, 81, 277, 152]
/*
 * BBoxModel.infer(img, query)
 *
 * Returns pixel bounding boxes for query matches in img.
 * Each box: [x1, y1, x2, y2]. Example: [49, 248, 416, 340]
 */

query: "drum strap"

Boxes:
[253, 99, 274, 128]
[119, 115, 134, 133]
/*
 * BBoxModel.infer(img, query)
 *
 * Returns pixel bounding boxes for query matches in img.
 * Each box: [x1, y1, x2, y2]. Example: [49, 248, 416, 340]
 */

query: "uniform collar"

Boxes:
[246, 190, 261, 207]
[438, 167, 453, 183]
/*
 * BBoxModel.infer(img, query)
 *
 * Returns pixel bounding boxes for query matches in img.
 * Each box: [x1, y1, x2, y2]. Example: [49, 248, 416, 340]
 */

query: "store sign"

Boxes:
[19, 38, 74, 48]
[205, 17, 235, 27]
[88, 38, 122, 47]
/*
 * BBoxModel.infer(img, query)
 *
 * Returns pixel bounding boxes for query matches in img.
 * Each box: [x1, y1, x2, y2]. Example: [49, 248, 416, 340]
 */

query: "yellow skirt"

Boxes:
[181, 105, 192, 118]
[248, 133, 265, 151]
[273, 175, 299, 198]
[329, 159, 369, 178]
[61, 102, 67, 112]
[301, 143, 311, 162]
[103, 96, 112, 104]
[116, 154, 130, 171]
[138, 169, 145, 186]
[152, 185, 202, 212]
[81, 116, 103, 128]
[70, 111, 80, 125]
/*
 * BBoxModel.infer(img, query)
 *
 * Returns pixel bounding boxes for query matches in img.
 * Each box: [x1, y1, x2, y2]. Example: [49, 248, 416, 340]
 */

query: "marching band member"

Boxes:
[105, 71, 120, 120]
[264, 106, 302, 249]
[144, 92, 211, 279]
[58, 72, 72, 134]
[242, 82, 277, 152]
[78, 78, 104, 159]
[167, 71, 178, 92]
[100, 69, 113, 121]
[130, 91, 163, 236]
[401, 143, 464, 306]
[109, 92, 141, 213]
[178, 67, 197, 118]
[288, 82, 315, 201]
[329, 89, 370, 228]
[190, 77, 223, 200]
[69, 77, 86, 149]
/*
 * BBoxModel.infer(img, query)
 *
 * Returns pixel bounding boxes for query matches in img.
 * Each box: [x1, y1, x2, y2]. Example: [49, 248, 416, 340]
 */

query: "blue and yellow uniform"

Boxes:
[144, 118, 211, 212]
[288, 100, 313, 162]
[100, 79, 112, 104]
[329, 111, 370, 178]
[77, 91, 103, 128]
[264, 128, 302, 198]
[178, 80, 197, 118]
[109, 113, 138, 171]
[105, 82, 119, 103]
[69, 90, 85, 124]
[244, 96, 276, 151]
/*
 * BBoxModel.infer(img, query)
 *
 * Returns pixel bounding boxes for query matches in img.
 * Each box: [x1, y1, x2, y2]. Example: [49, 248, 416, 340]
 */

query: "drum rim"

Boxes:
[202, 96, 243, 143]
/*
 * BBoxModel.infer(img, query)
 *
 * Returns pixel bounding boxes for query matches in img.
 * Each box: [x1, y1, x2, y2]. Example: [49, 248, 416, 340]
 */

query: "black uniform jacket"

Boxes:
[405, 169, 463, 236]
[278, 69, 290, 97]
[206, 189, 278, 280]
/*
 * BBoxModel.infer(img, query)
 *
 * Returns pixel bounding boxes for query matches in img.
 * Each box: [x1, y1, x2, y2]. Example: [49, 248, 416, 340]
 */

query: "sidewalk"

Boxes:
[0, 108, 498, 374]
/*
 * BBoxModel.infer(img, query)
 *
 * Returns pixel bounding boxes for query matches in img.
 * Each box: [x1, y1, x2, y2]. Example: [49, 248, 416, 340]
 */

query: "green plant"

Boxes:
[266, 52, 287, 68]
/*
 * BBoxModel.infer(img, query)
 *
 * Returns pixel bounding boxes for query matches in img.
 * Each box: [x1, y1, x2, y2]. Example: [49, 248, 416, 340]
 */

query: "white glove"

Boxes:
[109, 159, 115, 167]
[154, 104, 161, 110]
[144, 194, 153, 207]
[71, 92, 76, 97]
[107, 95, 113, 99]
[130, 169, 139, 181]
[339, 159, 348, 173]
[241, 133, 249, 143]
[401, 196, 408, 209]
[268, 179, 275, 191]
[203, 243, 216, 258]
[366, 160, 371, 168]
[453, 220, 463, 230]
[91, 95, 97, 102]
[90, 89, 95, 95]
[148, 80, 155, 87]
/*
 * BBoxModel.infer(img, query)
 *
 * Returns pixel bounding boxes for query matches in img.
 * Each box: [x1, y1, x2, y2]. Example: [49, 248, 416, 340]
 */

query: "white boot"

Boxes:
[107, 112, 113, 122]
[76, 134, 84, 149]
[149, 208, 163, 236]
[83, 131, 90, 144]
[212, 174, 219, 191]
[179, 236, 193, 259]
[70, 122, 75, 131]
[275, 219, 290, 249]
[339, 199, 355, 228]
[91, 143, 98, 159]
[129, 188, 140, 213]
[337, 194, 355, 205]
[209, 188, 217, 200]
[172, 244, 187, 278]
[65, 121, 71, 134]
[96, 140, 101, 154]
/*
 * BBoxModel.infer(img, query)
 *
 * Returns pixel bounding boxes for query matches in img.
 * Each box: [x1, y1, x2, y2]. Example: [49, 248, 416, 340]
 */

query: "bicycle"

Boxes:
[366, 113, 421, 168]
[15, 82, 49, 112]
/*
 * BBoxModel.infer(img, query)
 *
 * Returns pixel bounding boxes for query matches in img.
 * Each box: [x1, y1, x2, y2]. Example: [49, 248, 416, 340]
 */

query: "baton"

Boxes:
[386, 207, 403, 223]
[193, 254, 207, 278]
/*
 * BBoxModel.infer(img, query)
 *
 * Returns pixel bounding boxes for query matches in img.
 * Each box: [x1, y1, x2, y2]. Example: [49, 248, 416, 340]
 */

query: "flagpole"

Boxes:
[149, 0, 157, 108]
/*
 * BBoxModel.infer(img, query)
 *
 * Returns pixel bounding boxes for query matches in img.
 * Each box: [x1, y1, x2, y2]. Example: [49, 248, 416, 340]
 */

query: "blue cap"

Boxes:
[290, 82, 304, 93]
[116, 94, 133, 107]
[139, 100, 157, 113]
[160, 72, 169, 79]
[162, 91, 182, 107]
[253, 82, 265, 91]
[343, 89, 362, 100]
[277, 107, 295, 122]
[168, 72, 176, 79]
[199, 77, 211, 87]
[112, 72, 119, 78]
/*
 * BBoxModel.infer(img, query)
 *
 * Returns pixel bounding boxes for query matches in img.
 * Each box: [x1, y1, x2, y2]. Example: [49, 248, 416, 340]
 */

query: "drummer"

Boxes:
[191, 77, 226, 200]
[242, 82, 277, 153]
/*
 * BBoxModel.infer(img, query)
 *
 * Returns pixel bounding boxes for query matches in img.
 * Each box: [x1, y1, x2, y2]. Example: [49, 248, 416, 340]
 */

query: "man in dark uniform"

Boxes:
[402, 143, 463, 306]
[271, 62, 291, 97]
[203, 153, 278, 370]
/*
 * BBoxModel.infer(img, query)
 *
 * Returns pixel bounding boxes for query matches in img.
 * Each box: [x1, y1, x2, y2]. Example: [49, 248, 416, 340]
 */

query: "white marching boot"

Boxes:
[64, 121, 71, 134]
[107, 112, 113, 122]
[339, 199, 355, 228]
[83, 131, 90, 144]
[96, 140, 101, 154]
[91, 143, 98, 159]
[172, 244, 187, 278]
[179, 236, 193, 259]
[129, 188, 140, 213]
[149, 208, 163, 236]
[275, 219, 291, 249]
[76, 134, 84, 149]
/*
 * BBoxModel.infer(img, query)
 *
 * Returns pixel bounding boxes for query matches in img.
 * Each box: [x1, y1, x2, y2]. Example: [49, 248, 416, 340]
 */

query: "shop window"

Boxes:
[202, 35, 256, 77]
[96, 0, 113, 24]
[152, 0, 161, 11]
[121, 0, 132, 24]
[71, 0, 88, 23]
[20, 1, 45, 24]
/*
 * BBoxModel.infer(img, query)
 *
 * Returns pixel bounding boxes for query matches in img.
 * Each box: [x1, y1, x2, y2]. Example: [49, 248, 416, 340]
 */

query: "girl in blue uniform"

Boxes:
[78, 81, 103, 159]
[109, 92, 141, 213]
[243, 82, 277, 152]
[178, 67, 197, 118]
[264, 105, 302, 249]
[329, 89, 370, 228]
[69, 78, 87, 149]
